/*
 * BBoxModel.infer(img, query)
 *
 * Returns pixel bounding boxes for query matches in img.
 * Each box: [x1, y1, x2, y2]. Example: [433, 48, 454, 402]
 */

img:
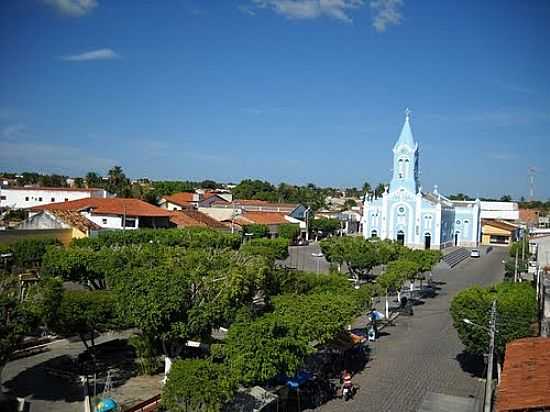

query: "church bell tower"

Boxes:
[390, 109, 419, 194]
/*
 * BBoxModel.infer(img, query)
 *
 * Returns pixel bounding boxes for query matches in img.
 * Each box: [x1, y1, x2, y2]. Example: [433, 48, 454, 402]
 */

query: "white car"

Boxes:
[470, 249, 480, 258]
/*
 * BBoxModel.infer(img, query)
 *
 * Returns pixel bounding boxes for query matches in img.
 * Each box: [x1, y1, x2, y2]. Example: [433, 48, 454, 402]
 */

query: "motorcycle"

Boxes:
[342, 383, 354, 401]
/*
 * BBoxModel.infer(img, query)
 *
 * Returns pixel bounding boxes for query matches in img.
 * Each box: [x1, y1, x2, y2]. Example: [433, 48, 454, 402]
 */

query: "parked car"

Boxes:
[470, 249, 480, 258]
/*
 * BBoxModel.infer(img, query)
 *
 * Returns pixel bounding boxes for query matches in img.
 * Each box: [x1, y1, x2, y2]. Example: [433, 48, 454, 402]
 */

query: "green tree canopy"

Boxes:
[450, 282, 537, 357]
[162, 358, 237, 412]
[278, 223, 300, 241]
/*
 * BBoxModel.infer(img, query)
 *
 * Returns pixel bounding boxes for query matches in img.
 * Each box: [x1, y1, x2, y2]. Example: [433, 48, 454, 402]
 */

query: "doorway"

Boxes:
[454, 232, 460, 246]
[424, 233, 431, 250]
[397, 230, 405, 245]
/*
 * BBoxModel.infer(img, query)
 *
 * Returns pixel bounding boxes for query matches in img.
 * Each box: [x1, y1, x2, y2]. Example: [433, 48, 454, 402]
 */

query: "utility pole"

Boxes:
[484, 300, 497, 412]
[514, 248, 519, 283]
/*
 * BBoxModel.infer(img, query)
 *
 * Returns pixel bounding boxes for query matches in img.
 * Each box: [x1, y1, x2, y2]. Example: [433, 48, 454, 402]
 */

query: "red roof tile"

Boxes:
[237, 211, 289, 225]
[31, 198, 171, 217]
[48, 210, 102, 232]
[496, 337, 550, 412]
[169, 210, 228, 230]
[161, 192, 196, 207]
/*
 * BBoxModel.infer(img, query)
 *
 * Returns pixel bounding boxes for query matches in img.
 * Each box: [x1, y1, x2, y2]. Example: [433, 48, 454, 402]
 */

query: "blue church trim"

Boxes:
[362, 110, 480, 250]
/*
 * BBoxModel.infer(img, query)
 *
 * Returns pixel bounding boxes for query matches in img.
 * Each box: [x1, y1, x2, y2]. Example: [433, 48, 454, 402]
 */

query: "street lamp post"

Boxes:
[463, 299, 497, 412]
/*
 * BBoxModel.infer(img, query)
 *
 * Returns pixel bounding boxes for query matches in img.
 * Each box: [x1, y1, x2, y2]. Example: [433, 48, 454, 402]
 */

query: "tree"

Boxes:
[450, 282, 537, 358]
[362, 181, 372, 195]
[242, 224, 269, 239]
[24, 277, 64, 331]
[309, 218, 340, 238]
[162, 359, 237, 412]
[240, 238, 289, 261]
[74, 177, 84, 188]
[112, 249, 269, 381]
[51, 290, 119, 351]
[0, 275, 28, 392]
[343, 199, 357, 209]
[85, 171, 103, 188]
[278, 224, 300, 241]
[10, 238, 58, 269]
[374, 183, 386, 197]
[500, 194, 512, 202]
[106, 165, 131, 197]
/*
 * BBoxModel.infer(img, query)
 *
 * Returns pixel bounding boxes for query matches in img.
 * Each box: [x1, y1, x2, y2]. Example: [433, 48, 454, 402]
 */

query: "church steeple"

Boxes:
[393, 108, 416, 150]
[390, 108, 420, 194]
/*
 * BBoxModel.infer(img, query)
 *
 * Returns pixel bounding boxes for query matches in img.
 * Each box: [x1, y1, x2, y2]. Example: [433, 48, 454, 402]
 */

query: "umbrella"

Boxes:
[369, 310, 385, 321]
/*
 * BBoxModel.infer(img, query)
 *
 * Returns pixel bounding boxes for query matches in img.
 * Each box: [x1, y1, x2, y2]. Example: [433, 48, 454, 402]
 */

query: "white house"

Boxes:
[0, 187, 108, 210]
[480, 201, 519, 222]
[30, 198, 172, 230]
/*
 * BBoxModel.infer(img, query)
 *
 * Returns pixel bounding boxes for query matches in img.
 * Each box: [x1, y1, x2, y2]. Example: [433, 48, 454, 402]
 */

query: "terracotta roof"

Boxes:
[496, 337, 550, 412]
[4, 186, 104, 192]
[212, 200, 299, 210]
[161, 192, 196, 207]
[31, 198, 172, 217]
[481, 219, 518, 231]
[169, 210, 228, 230]
[236, 211, 289, 225]
[48, 210, 101, 232]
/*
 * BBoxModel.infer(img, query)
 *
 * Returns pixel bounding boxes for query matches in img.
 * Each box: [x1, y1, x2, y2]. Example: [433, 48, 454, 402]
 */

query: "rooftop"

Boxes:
[236, 211, 289, 225]
[48, 209, 102, 232]
[169, 209, 228, 230]
[31, 198, 172, 217]
[496, 337, 550, 412]
[2, 186, 105, 192]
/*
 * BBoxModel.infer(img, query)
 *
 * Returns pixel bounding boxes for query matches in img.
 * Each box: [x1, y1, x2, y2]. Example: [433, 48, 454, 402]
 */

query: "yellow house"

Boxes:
[481, 219, 519, 246]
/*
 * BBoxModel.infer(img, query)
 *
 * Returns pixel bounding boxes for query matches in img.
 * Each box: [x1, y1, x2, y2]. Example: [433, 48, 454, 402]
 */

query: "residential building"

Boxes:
[159, 191, 228, 210]
[480, 201, 519, 222]
[362, 111, 481, 249]
[496, 337, 550, 412]
[17, 209, 101, 238]
[30, 198, 172, 230]
[231, 211, 291, 237]
[169, 209, 230, 231]
[480, 219, 519, 246]
[0, 187, 108, 210]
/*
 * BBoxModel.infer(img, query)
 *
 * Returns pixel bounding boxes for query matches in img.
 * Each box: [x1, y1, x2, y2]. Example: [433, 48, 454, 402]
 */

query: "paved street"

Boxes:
[285, 242, 331, 274]
[2, 331, 135, 412]
[314, 246, 507, 412]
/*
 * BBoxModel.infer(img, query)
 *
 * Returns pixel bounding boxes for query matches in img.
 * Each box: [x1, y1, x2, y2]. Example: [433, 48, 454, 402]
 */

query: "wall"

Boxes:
[84, 213, 140, 230]
[0, 228, 73, 246]
[0, 188, 106, 209]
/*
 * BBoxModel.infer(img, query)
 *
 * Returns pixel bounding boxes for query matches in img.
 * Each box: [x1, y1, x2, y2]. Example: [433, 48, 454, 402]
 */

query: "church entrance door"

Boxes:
[397, 230, 405, 245]
[424, 233, 431, 250]
[454, 232, 460, 246]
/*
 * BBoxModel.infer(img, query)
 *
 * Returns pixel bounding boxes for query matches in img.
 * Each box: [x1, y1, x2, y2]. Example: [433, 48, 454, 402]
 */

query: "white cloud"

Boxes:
[43, 0, 98, 17]
[61, 48, 120, 62]
[251, 0, 364, 23]
[370, 0, 403, 32]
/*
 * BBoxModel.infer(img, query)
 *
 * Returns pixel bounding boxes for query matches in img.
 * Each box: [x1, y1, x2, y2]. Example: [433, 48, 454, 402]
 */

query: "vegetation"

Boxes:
[278, 223, 300, 241]
[242, 224, 269, 239]
[450, 282, 537, 357]
[240, 238, 290, 261]
[162, 359, 237, 412]
[2, 238, 59, 269]
[309, 218, 341, 237]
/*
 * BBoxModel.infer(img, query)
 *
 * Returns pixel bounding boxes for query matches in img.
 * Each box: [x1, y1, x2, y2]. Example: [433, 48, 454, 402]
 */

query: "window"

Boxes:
[0, 195, 5, 200]
[456, 219, 461, 225]
[38, 197, 43, 202]
[123, 217, 136, 228]
[51, 197, 55, 202]
[102, 218, 108, 225]
[25, 197, 29, 201]
[398, 206, 406, 215]
[464, 219, 469, 224]
[64, 198, 68, 202]
[371, 230, 378, 238]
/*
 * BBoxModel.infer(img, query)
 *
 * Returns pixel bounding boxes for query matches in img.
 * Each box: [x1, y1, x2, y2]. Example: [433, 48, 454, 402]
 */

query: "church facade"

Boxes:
[362, 112, 481, 250]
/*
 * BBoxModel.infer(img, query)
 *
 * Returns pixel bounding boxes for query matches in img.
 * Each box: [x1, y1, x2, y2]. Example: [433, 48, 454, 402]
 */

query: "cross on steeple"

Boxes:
[405, 107, 412, 119]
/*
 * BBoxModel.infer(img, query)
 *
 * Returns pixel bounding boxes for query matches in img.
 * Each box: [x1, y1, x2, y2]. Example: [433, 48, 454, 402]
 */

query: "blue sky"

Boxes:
[1, 0, 549, 199]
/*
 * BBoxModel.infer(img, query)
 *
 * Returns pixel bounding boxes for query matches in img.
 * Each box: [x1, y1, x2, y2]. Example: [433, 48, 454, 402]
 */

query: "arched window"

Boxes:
[404, 158, 410, 178]
[371, 230, 378, 238]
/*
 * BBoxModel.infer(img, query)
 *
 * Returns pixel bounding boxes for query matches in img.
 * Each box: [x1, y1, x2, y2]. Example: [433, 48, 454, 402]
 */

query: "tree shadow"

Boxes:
[3, 339, 139, 404]
[456, 351, 486, 379]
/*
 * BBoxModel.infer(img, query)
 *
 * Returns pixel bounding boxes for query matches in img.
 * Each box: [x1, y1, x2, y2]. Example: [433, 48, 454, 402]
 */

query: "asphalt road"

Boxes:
[314, 246, 508, 412]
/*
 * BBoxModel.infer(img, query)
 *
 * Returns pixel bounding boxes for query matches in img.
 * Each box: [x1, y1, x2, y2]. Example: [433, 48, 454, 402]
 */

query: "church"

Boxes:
[362, 111, 481, 250]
